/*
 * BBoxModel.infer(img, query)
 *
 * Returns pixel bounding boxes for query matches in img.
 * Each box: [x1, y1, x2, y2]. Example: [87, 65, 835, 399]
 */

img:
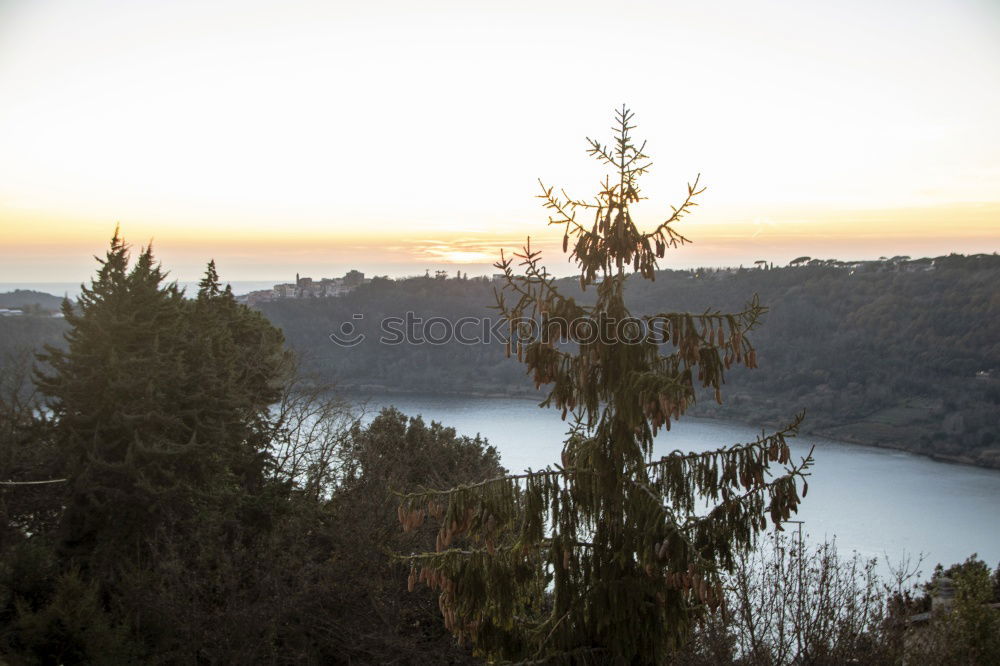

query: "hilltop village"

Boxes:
[237, 254, 982, 306]
[239, 270, 369, 304]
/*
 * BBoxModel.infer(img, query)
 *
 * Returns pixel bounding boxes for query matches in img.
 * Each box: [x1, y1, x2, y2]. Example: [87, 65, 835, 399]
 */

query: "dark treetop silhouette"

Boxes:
[396, 108, 814, 663]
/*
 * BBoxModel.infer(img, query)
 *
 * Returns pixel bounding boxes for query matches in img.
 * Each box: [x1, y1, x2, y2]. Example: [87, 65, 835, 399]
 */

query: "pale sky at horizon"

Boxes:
[1, 0, 998, 282]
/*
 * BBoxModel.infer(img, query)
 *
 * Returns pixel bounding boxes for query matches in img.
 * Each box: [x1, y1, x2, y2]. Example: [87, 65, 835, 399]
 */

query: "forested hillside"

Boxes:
[255, 254, 1000, 468]
[2, 254, 998, 467]
[627, 256, 1000, 468]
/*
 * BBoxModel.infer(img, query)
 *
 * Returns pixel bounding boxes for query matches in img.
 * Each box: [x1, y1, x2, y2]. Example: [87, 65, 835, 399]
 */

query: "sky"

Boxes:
[0, 0, 998, 283]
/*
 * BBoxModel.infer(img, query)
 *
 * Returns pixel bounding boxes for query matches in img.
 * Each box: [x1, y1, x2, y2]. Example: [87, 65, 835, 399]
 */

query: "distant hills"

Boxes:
[2, 253, 998, 468]
[0, 289, 65, 312]
[254, 253, 1000, 468]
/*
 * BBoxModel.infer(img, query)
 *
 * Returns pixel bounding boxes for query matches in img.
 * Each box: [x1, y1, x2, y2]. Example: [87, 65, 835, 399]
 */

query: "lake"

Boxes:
[355, 392, 1000, 573]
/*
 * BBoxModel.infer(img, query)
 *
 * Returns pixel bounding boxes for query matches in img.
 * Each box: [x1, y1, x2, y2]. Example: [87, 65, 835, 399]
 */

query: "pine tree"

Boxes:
[188, 259, 289, 494]
[37, 230, 194, 556]
[36, 234, 289, 565]
[396, 108, 814, 663]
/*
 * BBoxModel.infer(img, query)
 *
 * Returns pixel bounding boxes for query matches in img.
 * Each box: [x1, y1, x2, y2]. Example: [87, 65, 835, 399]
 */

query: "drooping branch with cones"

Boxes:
[396, 107, 813, 664]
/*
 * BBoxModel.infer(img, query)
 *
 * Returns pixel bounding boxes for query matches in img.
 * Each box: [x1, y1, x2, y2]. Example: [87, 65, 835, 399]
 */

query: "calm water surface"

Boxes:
[356, 392, 1000, 571]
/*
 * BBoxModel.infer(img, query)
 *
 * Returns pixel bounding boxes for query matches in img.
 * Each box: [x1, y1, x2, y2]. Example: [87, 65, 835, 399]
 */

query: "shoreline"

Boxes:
[332, 384, 1000, 472]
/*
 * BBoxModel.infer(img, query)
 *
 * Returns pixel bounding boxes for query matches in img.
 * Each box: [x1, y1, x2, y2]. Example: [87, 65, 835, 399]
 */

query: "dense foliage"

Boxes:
[628, 255, 1000, 468]
[0, 234, 503, 663]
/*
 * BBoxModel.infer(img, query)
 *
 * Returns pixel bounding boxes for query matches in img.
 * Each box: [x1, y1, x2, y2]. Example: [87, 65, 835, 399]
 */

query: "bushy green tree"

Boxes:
[8, 568, 134, 663]
[947, 558, 1000, 663]
[35, 231, 289, 569]
[187, 259, 289, 494]
[910, 556, 1000, 664]
[396, 108, 813, 663]
[37, 231, 194, 559]
[324, 408, 505, 663]
[3, 231, 513, 663]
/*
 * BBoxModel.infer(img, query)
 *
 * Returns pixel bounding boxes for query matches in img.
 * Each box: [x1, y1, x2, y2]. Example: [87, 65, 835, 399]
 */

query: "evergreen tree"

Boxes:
[188, 259, 289, 496]
[396, 108, 814, 663]
[37, 230, 194, 559]
[35, 234, 288, 569]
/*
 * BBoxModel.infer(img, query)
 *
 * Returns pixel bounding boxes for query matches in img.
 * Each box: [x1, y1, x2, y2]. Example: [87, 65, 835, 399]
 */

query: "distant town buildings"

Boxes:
[240, 270, 369, 305]
[784, 256, 936, 271]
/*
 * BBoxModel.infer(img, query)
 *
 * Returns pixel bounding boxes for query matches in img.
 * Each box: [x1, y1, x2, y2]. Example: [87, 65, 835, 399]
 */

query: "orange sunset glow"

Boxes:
[1, 0, 998, 283]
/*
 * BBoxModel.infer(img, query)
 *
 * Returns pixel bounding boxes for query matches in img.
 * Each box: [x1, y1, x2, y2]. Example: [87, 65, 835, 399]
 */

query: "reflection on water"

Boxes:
[356, 392, 1000, 571]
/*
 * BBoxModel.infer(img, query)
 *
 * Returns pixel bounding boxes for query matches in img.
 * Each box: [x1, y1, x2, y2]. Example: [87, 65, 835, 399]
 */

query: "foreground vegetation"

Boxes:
[0, 236, 502, 663]
[1, 236, 997, 663]
[0, 107, 996, 661]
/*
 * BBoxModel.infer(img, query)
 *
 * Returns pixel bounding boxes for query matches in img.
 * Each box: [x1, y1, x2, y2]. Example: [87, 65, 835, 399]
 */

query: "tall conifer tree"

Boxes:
[37, 230, 193, 556]
[37, 234, 288, 566]
[397, 109, 813, 663]
[188, 259, 289, 494]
